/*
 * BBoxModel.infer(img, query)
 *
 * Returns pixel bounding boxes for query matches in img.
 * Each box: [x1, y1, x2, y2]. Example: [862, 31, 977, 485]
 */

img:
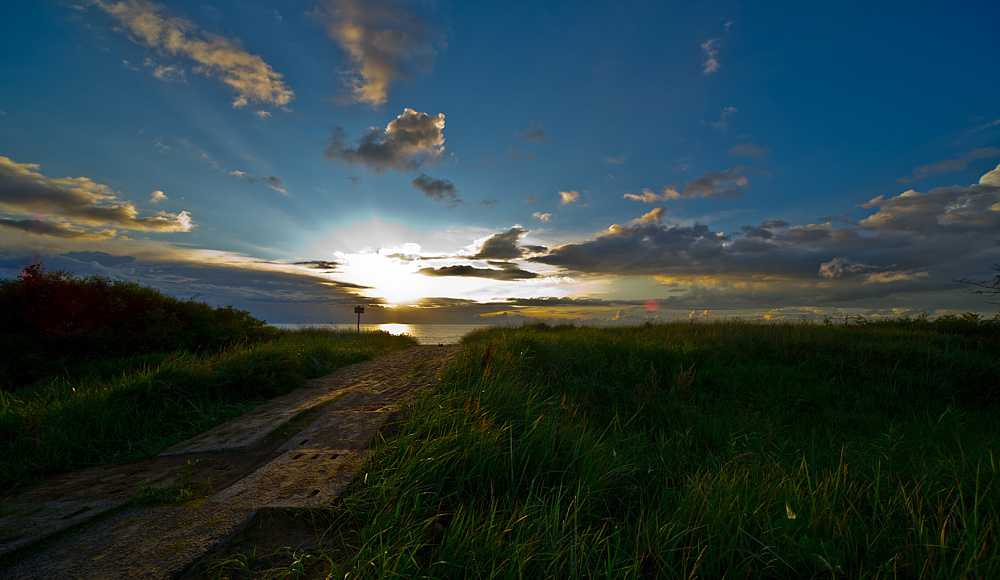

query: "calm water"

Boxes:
[272, 323, 491, 345]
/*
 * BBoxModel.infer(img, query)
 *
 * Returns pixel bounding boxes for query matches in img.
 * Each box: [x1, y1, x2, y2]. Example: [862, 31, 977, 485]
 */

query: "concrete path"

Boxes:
[0, 345, 461, 579]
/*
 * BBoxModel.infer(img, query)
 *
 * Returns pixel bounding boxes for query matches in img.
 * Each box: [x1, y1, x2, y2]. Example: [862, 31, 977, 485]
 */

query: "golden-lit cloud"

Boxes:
[149, 190, 167, 202]
[324, 108, 446, 173]
[319, 0, 443, 107]
[632, 206, 665, 225]
[94, 0, 294, 109]
[0, 156, 194, 236]
[533, 212, 551, 222]
[558, 190, 580, 205]
[623, 186, 681, 203]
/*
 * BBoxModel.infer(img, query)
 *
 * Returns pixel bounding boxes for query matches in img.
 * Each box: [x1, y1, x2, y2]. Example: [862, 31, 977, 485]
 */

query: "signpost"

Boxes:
[354, 306, 364, 332]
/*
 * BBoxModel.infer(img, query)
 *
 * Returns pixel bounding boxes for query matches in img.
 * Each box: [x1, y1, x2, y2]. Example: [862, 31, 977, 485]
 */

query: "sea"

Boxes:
[271, 323, 492, 345]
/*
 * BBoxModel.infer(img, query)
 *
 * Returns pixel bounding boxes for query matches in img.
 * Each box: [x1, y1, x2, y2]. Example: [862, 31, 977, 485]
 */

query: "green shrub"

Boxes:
[0, 263, 276, 390]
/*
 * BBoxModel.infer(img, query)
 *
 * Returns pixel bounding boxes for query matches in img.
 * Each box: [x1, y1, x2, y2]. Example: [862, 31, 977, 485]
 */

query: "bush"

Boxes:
[0, 263, 276, 389]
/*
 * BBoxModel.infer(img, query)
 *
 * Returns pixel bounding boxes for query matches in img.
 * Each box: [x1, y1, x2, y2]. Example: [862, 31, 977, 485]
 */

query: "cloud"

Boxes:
[533, 212, 551, 222]
[632, 207, 666, 226]
[701, 37, 721, 74]
[469, 152, 493, 171]
[94, 0, 293, 109]
[418, 264, 538, 281]
[859, 180, 1000, 234]
[623, 186, 681, 203]
[605, 155, 626, 165]
[473, 227, 544, 260]
[516, 121, 550, 143]
[412, 173, 464, 208]
[703, 106, 737, 131]
[0, 156, 194, 236]
[0, 218, 117, 240]
[150, 190, 167, 203]
[246, 175, 288, 195]
[143, 57, 186, 82]
[899, 147, 1000, 182]
[730, 143, 770, 160]
[558, 190, 580, 205]
[255, 110, 271, 119]
[479, 199, 498, 206]
[682, 167, 749, 198]
[508, 145, 536, 162]
[981, 163, 1000, 186]
[818, 257, 929, 284]
[324, 108, 446, 173]
[319, 0, 443, 107]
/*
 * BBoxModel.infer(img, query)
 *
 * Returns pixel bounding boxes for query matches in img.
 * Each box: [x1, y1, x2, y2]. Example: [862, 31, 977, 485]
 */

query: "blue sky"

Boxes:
[2, 0, 999, 324]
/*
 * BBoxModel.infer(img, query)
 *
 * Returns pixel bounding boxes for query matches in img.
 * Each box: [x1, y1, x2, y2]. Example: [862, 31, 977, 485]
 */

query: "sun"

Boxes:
[333, 248, 438, 305]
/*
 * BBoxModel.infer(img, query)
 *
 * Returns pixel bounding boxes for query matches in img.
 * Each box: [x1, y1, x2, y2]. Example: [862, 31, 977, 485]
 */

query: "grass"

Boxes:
[202, 317, 999, 579]
[0, 327, 418, 496]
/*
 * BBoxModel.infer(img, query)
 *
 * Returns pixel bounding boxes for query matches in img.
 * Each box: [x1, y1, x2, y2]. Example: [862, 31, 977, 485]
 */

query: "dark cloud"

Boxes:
[348, 176, 362, 185]
[319, 0, 444, 106]
[0, 218, 116, 239]
[683, 167, 749, 198]
[324, 108, 446, 173]
[246, 175, 287, 194]
[294, 260, 340, 271]
[478, 199, 499, 206]
[419, 264, 538, 280]
[0, 156, 193, 236]
[64, 251, 137, 267]
[412, 173, 461, 206]
[473, 227, 545, 260]
[516, 121, 550, 143]
[730, 143, 770, 160]
[469, 153, 493, 171]
[859, 183, 1000, 233]
[899, 147, 1000, 183]
[507, 146, 536, 162]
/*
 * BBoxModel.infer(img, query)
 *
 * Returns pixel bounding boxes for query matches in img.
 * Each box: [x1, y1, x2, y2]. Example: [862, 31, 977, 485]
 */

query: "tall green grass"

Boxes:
[217, 319, 998, 578]
[0, 328, 416, 495]
[1, 264, 419, 494]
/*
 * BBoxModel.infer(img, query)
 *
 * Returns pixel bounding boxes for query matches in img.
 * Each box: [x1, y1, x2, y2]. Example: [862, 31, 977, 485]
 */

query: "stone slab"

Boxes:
[0, 505, 257, 580]
[206, 448, 372, 509]
[159, 384, 355, 455]
[0, 500, 125, 560]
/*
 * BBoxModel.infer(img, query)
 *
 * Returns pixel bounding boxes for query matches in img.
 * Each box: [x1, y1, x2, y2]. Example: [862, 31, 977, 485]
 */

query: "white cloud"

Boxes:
[150, 190, 167, 202]
[703, 106, 737, 131]
[701, 37, 720, 74]
[95, 0, 294, 109]
[533, 212, 551, 222]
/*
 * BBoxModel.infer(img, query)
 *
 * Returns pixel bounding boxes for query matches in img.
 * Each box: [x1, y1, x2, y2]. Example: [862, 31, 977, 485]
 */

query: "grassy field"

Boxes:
[0, 327, 417, 495]
[204, 317, 999, 579]
[0, 265, 418, 495]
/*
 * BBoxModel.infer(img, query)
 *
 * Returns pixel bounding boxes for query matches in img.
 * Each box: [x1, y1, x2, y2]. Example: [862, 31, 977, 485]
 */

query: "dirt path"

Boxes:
[0, 344, 462, 579]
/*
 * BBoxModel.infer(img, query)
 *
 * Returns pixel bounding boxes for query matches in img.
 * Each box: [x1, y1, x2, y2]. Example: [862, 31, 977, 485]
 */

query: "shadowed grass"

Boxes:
[204, 318, 998, 579]
[0, 328, 416, 496]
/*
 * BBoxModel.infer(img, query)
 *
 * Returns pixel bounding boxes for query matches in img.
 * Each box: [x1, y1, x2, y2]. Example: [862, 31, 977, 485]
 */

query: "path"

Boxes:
[0, 344, 462, 579]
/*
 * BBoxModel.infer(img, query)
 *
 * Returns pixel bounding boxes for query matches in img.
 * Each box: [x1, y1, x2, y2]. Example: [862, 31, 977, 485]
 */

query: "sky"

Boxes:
[2, 0, 1000, 325]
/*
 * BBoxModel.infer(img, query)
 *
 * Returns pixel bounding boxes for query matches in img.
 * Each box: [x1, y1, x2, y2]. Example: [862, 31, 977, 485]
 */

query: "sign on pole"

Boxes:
[354, 306, 364, 332]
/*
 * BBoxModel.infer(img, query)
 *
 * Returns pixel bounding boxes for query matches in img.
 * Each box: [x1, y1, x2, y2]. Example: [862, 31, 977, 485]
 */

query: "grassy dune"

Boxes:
[212, 318, 999, 578]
